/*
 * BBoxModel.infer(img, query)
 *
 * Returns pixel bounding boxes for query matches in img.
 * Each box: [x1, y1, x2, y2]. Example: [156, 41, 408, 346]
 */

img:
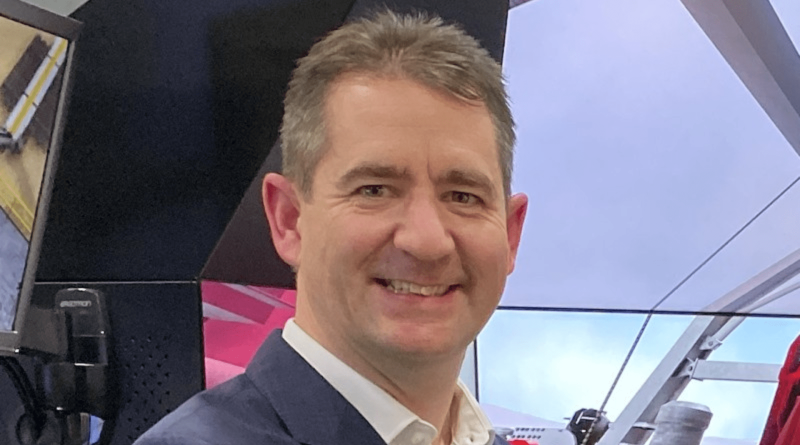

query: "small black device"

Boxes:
[567, 408, 610, 445]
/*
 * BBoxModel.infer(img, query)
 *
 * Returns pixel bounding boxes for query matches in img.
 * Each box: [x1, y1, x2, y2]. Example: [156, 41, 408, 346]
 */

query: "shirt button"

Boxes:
[411, 432, 426, 444]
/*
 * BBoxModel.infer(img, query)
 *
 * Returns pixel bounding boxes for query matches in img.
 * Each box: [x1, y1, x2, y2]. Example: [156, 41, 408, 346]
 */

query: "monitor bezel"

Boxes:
[0, 0, 81, 356]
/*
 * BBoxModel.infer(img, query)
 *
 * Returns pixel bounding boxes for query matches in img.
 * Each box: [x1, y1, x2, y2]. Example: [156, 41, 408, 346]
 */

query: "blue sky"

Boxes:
[476, 0, 800, 441]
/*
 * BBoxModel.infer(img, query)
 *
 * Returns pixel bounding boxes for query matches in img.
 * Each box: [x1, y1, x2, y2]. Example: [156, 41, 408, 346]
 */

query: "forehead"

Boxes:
[316, 74, 502, 184]
[324, 72, 489, 126]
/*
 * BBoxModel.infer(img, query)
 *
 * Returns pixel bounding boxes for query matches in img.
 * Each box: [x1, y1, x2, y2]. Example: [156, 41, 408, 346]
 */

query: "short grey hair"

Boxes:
[280, 9, 515, 197]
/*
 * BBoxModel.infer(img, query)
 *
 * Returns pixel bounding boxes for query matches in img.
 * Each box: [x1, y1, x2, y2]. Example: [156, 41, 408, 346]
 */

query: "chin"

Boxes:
[376, 326, 470, 360]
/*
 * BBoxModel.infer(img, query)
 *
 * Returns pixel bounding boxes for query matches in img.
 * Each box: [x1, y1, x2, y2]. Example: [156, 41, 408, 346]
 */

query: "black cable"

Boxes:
[0, 357, 45, 431]
[0, 357, 36, 414]
[5, 358, 36, 407]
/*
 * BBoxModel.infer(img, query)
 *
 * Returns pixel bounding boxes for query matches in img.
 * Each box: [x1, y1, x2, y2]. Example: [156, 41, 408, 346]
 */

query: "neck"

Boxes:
[357, 348, 463, 433]
[435, 392, 461, 445]
[295, 315, 464, 436]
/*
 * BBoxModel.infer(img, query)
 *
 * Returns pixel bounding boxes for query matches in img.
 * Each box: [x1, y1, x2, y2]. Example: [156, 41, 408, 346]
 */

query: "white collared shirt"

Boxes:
[282, 319, 495, 445]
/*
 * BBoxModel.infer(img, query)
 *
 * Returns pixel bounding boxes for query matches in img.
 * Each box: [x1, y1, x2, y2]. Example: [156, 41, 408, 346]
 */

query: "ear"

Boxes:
[505, 193, 528, 275]
[262, 173, 302, 268]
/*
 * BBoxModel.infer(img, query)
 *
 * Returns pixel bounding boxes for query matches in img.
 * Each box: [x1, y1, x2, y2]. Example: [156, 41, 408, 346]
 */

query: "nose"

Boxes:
[393, 191, 456, 263]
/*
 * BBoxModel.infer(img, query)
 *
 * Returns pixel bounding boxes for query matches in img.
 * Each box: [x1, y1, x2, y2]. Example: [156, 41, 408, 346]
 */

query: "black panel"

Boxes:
[209, 0, 356, 204]
[36, 0, 353, 282]
[28, 282, 204, 445]
[202, 140, 295, 288]
[201, 0, 355, 288]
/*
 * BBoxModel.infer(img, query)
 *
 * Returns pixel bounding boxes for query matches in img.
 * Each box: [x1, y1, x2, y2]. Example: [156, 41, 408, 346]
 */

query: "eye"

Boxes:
[449, 191, 480, 205]
[358, 185, 387, 197]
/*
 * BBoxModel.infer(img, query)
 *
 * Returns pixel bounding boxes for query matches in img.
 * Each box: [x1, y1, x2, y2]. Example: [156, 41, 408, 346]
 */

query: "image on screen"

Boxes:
[0, 14, 66, 332]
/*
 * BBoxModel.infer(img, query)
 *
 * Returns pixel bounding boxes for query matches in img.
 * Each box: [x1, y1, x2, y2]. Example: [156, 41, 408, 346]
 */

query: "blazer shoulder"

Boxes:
[133, 373, 296, 445]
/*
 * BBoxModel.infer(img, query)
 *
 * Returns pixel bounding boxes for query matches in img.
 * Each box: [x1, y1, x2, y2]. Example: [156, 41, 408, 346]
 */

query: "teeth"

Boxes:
[386, 280, 450, 296]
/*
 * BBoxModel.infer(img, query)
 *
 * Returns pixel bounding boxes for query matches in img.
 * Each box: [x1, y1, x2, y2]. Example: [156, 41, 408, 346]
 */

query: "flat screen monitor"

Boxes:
[0, 0, 80, 356]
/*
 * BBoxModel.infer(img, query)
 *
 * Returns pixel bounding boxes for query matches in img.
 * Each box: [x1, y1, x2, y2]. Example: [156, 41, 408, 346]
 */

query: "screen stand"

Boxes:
[10, 288, 114, 445]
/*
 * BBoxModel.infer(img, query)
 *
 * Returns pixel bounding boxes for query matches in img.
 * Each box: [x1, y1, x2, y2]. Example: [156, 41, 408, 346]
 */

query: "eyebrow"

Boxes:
[337, 163, 498, 198]
[438, 169, 498, 198]
[337, 164, 412, 189]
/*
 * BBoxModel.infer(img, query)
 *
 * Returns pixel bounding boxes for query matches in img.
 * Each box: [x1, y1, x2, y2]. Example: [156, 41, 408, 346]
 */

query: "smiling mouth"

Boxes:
[375, 279, 458, 297]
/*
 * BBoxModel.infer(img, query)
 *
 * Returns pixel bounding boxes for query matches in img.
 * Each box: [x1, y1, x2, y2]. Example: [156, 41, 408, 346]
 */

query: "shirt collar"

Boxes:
[282, 319, 494, 445]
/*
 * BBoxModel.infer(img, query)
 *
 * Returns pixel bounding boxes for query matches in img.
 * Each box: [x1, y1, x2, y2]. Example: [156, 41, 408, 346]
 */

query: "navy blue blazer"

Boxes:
[133, 330, 509, 445]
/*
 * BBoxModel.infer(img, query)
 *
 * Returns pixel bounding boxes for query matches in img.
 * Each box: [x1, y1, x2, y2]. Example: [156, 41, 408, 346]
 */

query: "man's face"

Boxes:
[282, 74, 526, 363]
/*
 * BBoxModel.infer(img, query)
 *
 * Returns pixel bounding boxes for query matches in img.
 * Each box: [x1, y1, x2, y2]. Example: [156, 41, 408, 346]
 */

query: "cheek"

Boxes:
[303, 212, 391, 271]
[457, 223, 509, 268]
[340, 212, 395, 247]
[456, 226, 511, 303]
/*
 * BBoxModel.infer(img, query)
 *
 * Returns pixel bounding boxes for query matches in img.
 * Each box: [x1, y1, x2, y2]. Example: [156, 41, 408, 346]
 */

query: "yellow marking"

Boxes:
[8, 39, 67, 135]
[0, 172, 33, 240]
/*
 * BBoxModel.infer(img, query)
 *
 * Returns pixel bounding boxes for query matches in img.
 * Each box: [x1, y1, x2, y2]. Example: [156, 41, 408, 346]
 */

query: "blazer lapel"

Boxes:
[245, 330, 386, 445]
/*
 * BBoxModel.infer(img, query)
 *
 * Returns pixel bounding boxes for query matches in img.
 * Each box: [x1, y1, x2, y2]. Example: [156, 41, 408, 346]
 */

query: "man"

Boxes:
[135, 9, 527, 445]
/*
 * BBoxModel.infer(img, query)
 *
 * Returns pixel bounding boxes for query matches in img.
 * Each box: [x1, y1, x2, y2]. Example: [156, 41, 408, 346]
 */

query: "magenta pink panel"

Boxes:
[201, 280, 296, 387]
